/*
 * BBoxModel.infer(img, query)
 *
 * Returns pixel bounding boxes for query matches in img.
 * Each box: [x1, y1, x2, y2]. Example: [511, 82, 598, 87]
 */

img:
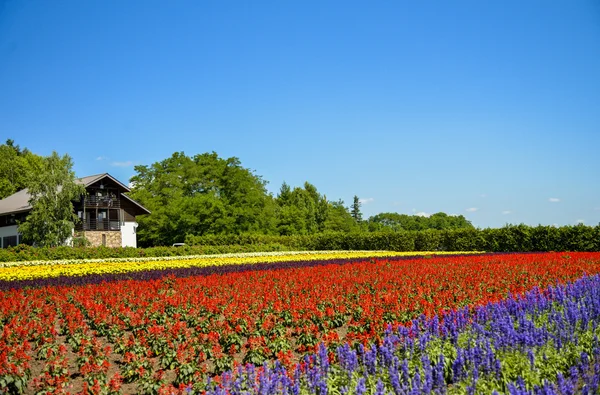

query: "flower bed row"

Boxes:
[197, 272, 600, 395]
[0, 252, 489, 291]
[0, 250, 476, 282]
[1, 252, 600, 393]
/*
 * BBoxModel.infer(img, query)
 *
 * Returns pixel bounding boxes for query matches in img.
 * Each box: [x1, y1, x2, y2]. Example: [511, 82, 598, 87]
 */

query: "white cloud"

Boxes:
[465, 207, 478, 212]
[359, 197, 374, 205]
[96, 156, 108, 161]
[128, 181, 137, 189]
[548, 198, 561, 203]
[415, 212, 431, 217]
[576, 219, 585, 224]
[111, 161, 133, 167]
[502, 210, 512, 215]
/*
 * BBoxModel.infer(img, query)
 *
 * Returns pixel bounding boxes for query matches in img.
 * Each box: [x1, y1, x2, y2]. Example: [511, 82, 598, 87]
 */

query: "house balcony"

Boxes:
[83, 195, 121, 209]
[75, 218, 121, 231]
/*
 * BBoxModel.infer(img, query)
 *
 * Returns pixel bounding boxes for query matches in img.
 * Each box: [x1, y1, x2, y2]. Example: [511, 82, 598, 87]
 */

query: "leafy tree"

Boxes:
[18, 152, 86, 247]
[129, 152, 276, 246]
[0, 139, 44, 199]
[367, 212, 474, 231]
[275, 182, 333, 235]
[350, 195, 362, 222]
[323, 200, 358, 232]
[278, 182, 292, 204]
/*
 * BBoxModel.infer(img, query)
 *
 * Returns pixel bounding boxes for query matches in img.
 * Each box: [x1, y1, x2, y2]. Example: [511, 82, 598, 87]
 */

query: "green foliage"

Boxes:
[72, 235, 91, 247]
[129, 152, 277, 246]
[275, 181, 347, 235]
[17, 152, 86, 247]
[186, 224, 600, 253]
[3, 224, 598, 262]
[0, 139, 44, 199]
[368, 212, 475, 231]
[127, 149, 360, 245]
[0, 243, 296, 262]
[350, 195, 362, 222]
[324, 200, 359, 233]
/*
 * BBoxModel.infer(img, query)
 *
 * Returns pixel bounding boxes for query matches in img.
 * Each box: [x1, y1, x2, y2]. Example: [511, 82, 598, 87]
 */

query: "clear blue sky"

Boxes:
[1, 0, 599, 228]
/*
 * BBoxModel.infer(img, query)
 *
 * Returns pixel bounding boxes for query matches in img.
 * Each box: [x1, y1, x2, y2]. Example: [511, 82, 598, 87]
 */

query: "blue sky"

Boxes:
[1, 0, 599, 228]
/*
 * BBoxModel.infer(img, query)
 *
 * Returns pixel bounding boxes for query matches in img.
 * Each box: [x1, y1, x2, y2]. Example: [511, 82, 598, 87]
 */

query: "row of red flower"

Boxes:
[2, 252, 600, 393]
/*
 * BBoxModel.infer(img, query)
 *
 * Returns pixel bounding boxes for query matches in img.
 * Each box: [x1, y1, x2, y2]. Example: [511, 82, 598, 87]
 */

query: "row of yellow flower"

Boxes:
[0, 250, 479, 282]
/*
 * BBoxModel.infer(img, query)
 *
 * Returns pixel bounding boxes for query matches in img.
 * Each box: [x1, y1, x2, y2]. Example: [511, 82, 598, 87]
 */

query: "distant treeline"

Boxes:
[126, 151, 476, 246]
[3, 143, 595, 254]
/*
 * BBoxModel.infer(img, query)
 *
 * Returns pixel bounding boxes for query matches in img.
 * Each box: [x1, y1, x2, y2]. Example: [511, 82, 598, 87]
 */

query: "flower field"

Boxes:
[0, 250, 469, 283]
[1, 252, 600, 394]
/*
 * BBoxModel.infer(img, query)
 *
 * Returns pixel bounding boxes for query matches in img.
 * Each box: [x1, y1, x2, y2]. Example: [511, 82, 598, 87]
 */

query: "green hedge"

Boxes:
[2, 224, 598, 262]
[185, 225, 600, 253]
[0, 243, 293, 262]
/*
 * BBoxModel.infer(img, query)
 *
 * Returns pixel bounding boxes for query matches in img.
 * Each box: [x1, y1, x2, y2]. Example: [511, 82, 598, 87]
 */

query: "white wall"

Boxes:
[121, 222, 138, 248]
[0, 225, 20, 248]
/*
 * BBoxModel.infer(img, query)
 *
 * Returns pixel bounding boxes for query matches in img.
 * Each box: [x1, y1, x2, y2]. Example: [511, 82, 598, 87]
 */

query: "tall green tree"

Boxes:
[323, 199, 358, 232]
[129, 152, 276, 246]
[350, 195, 362, 222]
[275, 181, 333, 235]
[0, 139, 44, 199]
[18, 152, 85, 247]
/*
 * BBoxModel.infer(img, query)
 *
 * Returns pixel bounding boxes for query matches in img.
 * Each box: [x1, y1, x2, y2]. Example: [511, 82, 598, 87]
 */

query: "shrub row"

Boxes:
[185, 224, 600, 252]
[0, 243, 293, 262]
[2, 224, 598, 262]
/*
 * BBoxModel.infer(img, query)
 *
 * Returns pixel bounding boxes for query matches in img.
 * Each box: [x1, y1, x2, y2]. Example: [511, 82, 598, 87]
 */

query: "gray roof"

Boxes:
[77, 173, 130, 191]
[0, 189, 32, 215]
[0, 173, 148, 216]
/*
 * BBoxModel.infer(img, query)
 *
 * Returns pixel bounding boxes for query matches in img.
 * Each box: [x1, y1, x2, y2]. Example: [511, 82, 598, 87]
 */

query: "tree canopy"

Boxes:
[129, 152, 277, 246]
[274, 182, 356, 235]
[367, 212, 474, 232]
[0, 139, 44, 199]
[128, 152, 363, 245]
[18, 152, 85, 247]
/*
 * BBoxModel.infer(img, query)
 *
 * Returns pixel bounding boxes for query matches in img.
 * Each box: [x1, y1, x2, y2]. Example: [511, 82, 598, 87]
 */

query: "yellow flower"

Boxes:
[0, 250, 480, 282]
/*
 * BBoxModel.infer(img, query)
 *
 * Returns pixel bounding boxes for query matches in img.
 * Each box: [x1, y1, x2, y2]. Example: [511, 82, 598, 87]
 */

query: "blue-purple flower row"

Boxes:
[199, 274, 600, 395]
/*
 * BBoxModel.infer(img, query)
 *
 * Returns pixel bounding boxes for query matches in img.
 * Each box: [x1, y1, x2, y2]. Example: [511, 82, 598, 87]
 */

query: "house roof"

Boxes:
[0, 173, 149, 216]
[77, 173, 131, 191]
[0, 189, 32, 216]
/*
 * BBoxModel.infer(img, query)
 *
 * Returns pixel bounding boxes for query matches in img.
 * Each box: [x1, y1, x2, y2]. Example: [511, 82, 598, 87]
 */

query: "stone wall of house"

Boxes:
[83, 231, 122, 248]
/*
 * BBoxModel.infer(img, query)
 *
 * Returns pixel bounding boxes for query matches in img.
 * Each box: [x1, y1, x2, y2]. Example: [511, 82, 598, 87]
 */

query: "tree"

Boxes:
[367, 212, 475, 231]
[274, 181, 332, 235]
[18, 152, 86, 247]
[0, 139, 44, 199]
[323, 200, 358, 232]
[350, 195, 362, 222]
[129, 152, 276, 246]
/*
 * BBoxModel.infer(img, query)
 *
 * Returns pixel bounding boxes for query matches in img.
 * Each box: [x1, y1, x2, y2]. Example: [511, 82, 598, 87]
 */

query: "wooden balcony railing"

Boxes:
[74, 219, 121, 231]
[83, 195, 120, 208]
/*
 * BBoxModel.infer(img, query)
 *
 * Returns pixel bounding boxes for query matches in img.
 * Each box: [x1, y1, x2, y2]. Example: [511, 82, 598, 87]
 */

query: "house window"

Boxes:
[2, 236, 18, 248]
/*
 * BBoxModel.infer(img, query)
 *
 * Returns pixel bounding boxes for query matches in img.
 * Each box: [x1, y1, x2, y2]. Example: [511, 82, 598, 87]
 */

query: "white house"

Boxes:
[0, 173, 150, 248]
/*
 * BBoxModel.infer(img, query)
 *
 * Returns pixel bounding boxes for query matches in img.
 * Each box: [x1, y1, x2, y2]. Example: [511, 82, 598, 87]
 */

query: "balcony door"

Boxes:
[97, 209, 107, 230]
